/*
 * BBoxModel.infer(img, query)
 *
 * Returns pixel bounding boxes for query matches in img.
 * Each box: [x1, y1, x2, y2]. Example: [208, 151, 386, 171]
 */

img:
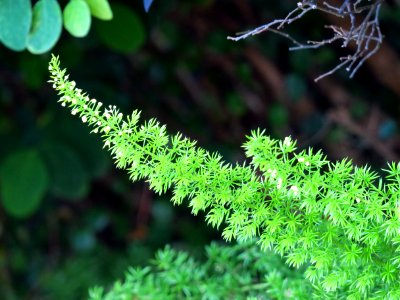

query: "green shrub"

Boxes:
[49, 55, 400, 299]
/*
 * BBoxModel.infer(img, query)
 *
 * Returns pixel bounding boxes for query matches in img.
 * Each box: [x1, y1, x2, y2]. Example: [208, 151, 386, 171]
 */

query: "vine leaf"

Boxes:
[0, 150, 49, 218]
[85, 0, 113, 20]
[54, 115, 111, 178]
[39, 141, 90, 200]
[0, 0, 32, 51]
[96, 3, 145, 53]
[63, 0, 91, 37]
[27, 0, 62, 54]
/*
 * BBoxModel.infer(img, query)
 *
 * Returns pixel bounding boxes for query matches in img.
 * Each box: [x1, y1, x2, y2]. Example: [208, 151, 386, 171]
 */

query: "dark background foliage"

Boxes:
[1, 0, 400, 299]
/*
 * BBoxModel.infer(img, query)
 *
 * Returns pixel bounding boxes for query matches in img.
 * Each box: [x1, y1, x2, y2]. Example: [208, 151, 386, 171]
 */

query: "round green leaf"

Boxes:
[63, 0, 91, 38]
[0, 149, 49, 218]
[40, 141, 89, 200]
[96, 3, 145, 53]
[0, 0, 32, 51]
[85, 0, 113, 20]
[27, 0, 62, 54]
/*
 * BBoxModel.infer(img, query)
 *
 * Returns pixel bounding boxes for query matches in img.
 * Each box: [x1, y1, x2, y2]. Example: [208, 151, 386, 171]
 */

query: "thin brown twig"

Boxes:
[227, 0, 385, 82]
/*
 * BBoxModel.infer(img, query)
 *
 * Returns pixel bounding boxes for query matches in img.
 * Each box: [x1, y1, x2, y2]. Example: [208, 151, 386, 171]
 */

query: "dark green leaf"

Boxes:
[19, 54, 48, 89]
[96, 3, 145, 53]
[227, 92, 246, 117]
[27, 0, 62, 54]
[285, 74, 307, 103]
[63, 0, 91, 38]
[55, 115, 111, 178]
[0, 149, 49, 218]
[379, 120, 397, 140]
[0, 0, 32, 51]
[85, 0, 113, 20]
[40, 141, 89, 200]
[268, 103, 288, 127]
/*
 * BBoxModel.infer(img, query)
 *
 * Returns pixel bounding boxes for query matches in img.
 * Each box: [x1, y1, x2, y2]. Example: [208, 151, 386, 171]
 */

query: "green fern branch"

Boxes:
[87, 241, 311, 300]
[49, 55, 400, 298]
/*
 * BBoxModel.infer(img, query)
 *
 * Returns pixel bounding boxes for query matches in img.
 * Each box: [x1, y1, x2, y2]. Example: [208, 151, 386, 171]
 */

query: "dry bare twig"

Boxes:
[228, 0, 384, 82]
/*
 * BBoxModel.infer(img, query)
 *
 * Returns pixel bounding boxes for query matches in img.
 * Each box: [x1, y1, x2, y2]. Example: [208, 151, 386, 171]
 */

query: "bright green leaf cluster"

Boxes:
[49, 55, 400, 298]
[0, 0, 112, 54]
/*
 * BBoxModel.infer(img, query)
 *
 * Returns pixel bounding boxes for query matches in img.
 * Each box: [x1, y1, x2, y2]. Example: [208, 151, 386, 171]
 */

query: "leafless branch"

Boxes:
[228, 0, 385, 82]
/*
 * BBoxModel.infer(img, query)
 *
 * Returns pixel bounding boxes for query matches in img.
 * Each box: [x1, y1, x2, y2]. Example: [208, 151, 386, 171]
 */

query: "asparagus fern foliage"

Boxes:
[49, 55, 400, 299]
[88, 241, 311, 299]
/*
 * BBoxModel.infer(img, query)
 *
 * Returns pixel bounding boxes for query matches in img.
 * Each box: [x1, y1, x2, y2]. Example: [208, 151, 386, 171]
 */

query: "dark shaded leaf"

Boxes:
[0, 149, 49, 218]
[40, 141, 89, 200]
[54, 115, 111, 178]
[96, 3, 145, 53]
[379, 120, 397, 140]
